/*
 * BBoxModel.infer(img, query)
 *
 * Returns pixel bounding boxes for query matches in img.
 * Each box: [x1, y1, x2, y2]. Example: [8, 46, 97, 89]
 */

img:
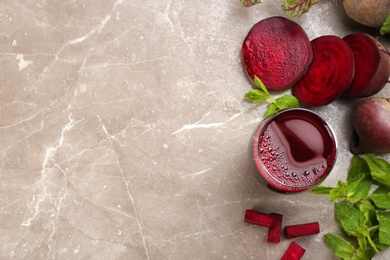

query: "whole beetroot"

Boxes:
[343, 0, 390, 29]
[351, 97, 390, 154]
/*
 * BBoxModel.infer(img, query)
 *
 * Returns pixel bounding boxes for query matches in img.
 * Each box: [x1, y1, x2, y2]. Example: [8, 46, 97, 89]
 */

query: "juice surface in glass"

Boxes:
[253, 108, 337, 193]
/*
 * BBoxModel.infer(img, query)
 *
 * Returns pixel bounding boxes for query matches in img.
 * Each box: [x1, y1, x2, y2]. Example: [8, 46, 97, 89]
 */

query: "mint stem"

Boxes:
[367, 225, 379, 232]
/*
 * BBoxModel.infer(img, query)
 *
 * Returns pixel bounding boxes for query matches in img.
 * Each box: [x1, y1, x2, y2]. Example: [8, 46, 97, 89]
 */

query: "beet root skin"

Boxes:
[342, 0, 390, 29]
[242, 16, 312, 91]
[292, 35, 355, 106]
[351, 97, 390, 154]
[343, 34, 390, 98]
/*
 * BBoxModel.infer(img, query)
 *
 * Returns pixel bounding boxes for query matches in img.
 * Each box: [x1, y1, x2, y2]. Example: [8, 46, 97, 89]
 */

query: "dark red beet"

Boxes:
[244, 209, 274, 227]
[281, 242, 306, 260]
[267, 213, 283, 243]
[242, 16, 312, 91]
[292, 35, 354, 106]
[343, 33, 390, 98]
[351, 97, 390, 154]
[285, 222, 320, 239]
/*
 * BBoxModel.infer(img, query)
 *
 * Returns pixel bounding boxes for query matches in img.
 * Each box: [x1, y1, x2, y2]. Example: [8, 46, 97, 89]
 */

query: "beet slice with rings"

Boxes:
[292, 35, 355, 106]
[242, 16, 312, 91]
[343, 33, 390, 98]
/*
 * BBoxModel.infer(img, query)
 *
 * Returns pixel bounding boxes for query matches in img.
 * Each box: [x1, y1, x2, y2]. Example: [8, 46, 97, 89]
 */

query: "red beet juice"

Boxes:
[253, 108, 337, 193]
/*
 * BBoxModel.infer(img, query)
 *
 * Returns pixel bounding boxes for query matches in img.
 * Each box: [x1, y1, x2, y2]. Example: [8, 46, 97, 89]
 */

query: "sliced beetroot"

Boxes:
[244, 209, 274, 227]
[267, 213, 283, 243]
[285, 222, 320, 239]
[343, 33, 390, 98]
[292, 35, 354, 106]
[281, 241, 306, 260]
[242, 16, 312, 91]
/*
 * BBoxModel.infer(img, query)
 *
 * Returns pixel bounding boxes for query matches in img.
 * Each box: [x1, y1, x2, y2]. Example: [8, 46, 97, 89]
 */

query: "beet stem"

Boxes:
[282, 0, 312, 11]
[376, 37, 390, 56]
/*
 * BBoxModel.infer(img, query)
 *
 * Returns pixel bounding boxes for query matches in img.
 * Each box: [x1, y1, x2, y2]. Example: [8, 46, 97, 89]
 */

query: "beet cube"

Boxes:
[281, 241, 306, 260]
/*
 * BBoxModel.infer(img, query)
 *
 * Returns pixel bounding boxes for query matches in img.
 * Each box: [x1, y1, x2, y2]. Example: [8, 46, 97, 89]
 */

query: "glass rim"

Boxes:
[256, 108, 338, 189]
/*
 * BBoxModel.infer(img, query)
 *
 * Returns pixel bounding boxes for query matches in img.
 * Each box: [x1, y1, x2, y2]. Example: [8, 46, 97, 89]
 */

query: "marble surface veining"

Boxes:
[1, 1, 390, 259]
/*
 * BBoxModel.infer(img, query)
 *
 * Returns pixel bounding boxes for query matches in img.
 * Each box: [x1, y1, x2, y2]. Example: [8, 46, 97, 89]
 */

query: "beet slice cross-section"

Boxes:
[292, 35, 354, 106]
[242, 16, 312, 91]
[343, 33, 390, 98]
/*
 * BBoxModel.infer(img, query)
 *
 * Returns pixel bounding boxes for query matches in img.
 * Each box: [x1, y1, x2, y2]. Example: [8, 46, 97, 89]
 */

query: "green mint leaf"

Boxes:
[367, 233, 380, 254]
[274, 94, 299, 110]
[240, 0, 261, 7]
[358, 223, 380, 253]
[244, 89, 270, 104]
[353, 247, 376, 260]
[346, 155, 372, 203]
[347, 177, 371, 203]
[364, 155, 390, 188]
[245, 75, 301, 118]
[253, 75, 270, 96]
[378, 212, 390, 245]
[355, 200, 377, 227]
[324, 233, 375, 260]
[380, 14, 390, 35]
[264, 103, 277, 118]
[373, 237, 390, 251]
[347, 155, 370, 184]
[335, 202, 365, 236]
[310, 186, 334, 195]
[324, 233, 355, 259]
[282, 0, 318, 18]
[357, 234, 368, 251]
[371, 186, 390, 209]
[329, 181, 347, 202]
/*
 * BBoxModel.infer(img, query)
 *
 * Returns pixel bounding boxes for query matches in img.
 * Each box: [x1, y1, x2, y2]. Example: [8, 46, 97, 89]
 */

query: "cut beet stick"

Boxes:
[292, 35, 354, 106]
[285, 222, 320, 239]
[267, 213, 283, 243]
[281, 241, 306, 260]
[242, 16, 312, 91]
[244, 209, 274, 227]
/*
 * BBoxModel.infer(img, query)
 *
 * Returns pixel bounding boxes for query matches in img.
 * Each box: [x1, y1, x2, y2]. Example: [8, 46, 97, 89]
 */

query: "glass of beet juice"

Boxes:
[252, 108, 337, 193]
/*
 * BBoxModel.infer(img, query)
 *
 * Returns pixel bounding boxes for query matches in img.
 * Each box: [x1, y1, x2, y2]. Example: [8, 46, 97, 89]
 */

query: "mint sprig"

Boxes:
[244, 75, 299, 118]
[311, 155, 390, 260]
